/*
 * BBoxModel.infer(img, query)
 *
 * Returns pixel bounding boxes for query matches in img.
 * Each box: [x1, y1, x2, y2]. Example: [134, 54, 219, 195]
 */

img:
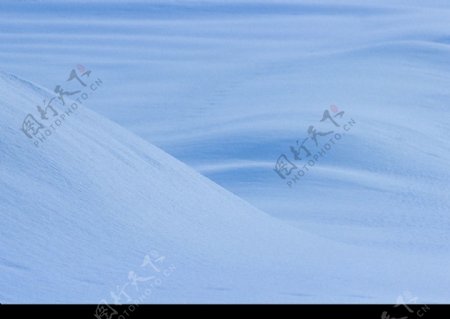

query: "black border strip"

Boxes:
[1, 304, 450, 318]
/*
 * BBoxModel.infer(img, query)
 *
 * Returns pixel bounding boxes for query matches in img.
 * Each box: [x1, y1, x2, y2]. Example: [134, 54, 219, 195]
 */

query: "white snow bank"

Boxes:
[0, 72, 449, 303]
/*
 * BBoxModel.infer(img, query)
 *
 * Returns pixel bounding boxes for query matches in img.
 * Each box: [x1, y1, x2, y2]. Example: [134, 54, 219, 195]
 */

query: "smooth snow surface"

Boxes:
[1, 71, 449, 303]
[1, 0, 450, 304]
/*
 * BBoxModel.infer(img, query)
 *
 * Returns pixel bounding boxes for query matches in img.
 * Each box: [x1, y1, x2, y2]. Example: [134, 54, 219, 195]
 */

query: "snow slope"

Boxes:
[2, 1, 449, 251]
[1, 72, 450, 303]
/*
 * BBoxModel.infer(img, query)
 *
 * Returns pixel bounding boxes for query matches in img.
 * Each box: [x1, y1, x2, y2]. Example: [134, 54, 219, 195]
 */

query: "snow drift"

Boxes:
[0, 71, 449, 303]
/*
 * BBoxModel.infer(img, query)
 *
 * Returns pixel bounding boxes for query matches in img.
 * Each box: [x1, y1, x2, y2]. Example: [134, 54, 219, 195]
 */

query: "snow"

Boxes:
[1, 0, 450, 304]
[0, 70, 449, 304]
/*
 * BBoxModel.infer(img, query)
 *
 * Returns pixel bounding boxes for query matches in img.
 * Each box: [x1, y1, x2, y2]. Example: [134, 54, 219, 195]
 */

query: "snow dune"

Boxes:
[1, 72, 449, 303]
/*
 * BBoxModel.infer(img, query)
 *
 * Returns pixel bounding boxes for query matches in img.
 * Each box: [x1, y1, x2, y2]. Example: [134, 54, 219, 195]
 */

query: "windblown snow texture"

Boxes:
[1, 0, 450, 304]
[1, 72, 449, 303]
